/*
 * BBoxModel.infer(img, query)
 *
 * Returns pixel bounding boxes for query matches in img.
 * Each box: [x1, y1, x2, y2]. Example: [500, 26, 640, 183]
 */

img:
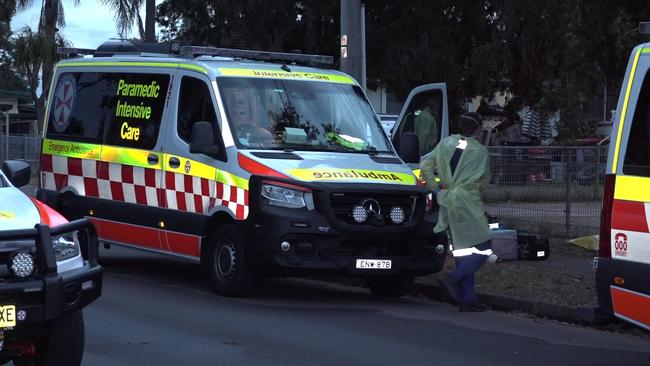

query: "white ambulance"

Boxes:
[38, 40, 448, 297]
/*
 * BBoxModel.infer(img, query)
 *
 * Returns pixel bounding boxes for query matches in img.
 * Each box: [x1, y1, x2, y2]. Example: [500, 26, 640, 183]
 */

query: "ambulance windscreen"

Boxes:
[218, 77, 392, 153]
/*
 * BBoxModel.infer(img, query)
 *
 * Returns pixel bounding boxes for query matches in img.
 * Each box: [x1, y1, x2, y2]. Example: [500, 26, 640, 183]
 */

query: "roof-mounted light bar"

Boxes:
[180, 46, 334, 67]
[640, 22, 650, 34]
[57, 47, 95, 57]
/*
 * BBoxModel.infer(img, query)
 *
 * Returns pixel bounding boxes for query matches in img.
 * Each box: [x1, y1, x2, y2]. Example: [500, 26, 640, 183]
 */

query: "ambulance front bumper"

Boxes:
[244, 177, 448, 276]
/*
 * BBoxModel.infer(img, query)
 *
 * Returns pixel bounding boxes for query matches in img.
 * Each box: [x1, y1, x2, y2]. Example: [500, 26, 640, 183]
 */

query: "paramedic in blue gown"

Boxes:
[420, 112, 493, 312]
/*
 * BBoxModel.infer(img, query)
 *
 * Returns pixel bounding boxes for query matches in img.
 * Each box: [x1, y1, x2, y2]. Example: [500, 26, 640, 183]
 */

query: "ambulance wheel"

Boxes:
[207, 224, 256, 297]
[58, 193, 83, 221]
[365, 275, 413, 298]
[13, 310, 84, 366]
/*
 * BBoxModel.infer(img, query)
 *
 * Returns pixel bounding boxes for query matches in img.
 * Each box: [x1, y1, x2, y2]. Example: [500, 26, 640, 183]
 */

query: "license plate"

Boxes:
[536, 251, 546, 258]
[0, 305, 16, 329]
[356, 259, 392, 269]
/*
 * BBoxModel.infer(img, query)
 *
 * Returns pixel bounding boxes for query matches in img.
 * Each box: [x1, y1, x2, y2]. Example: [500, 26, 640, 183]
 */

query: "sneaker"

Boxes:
[438, 274, 460, 305]
[459, 302, 490, 312]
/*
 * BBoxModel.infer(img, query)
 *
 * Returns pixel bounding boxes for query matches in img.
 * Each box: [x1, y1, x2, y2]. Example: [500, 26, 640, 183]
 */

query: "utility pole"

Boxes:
[340, 0, 366, 91]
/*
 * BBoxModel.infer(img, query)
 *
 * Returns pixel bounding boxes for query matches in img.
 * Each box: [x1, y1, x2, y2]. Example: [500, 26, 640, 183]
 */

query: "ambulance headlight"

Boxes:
[261, 182, 307, 209]
[52, 231, 81, 261]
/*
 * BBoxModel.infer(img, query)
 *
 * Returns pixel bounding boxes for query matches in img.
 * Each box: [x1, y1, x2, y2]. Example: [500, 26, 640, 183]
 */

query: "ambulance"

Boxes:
[597, 42, 650, 330]
[38, 40, 448, 297]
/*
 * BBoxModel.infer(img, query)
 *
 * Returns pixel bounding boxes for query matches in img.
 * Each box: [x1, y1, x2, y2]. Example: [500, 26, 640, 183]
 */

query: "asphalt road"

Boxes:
[82, 246, 649, 366]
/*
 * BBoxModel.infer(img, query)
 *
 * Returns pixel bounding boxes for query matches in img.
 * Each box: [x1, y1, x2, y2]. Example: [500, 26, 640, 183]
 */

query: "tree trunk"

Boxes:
[26, 62, 42, 135]
[137, 13, 145, 40]
[35, 96, 45, 135]
[38, 0, 59, 134]
[144, 0, 155, 42]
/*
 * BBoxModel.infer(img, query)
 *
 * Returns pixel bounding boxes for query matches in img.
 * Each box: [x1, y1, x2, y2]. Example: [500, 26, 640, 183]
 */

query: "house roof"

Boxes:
[0, 89, 31, 104]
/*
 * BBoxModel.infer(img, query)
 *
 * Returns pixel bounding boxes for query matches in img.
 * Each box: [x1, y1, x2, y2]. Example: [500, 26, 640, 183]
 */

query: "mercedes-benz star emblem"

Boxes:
[362, 199, 381, 216]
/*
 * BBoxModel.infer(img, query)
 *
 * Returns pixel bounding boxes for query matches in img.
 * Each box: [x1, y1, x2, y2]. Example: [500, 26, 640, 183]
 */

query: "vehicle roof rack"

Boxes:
[57, 40, 335, 67]
[58, 39, 178, 58]
[180, 46, 334, 67]
[57, 47, 95, 57]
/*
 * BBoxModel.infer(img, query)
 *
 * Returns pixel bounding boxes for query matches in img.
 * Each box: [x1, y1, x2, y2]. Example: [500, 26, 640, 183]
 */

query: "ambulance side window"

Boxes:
[104, 73, 170, 149]
[177, 76, 218, 143]
[623, 72, 650, 176]
[46, 72, 108, 143]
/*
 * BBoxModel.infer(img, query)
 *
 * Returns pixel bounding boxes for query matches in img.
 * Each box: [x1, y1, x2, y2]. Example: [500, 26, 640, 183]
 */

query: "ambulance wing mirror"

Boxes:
[398, 133, 420, 164]
[190, 122, 221, 156]
[2, 160, 31, 187]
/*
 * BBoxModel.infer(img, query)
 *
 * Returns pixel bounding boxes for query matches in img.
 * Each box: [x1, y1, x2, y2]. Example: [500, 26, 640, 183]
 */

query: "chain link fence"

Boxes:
[484, 145, 608, 238]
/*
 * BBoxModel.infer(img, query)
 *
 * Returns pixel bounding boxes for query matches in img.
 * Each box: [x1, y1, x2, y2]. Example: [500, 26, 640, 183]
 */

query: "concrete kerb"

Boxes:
[410, 282, 587, 325]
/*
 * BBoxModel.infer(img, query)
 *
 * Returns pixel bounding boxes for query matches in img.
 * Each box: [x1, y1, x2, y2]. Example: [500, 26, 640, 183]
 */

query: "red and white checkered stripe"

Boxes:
[40, 154, 249, 220]
[212, 182, 249, 220]
[163, 170, 213, 214]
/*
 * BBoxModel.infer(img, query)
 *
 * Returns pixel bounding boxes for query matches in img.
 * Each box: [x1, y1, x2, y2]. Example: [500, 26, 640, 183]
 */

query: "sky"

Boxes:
[10, 0, 161, 49]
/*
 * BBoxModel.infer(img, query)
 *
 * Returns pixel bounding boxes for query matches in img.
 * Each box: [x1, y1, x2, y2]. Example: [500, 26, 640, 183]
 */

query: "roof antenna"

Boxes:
[281, 64, 291, 72]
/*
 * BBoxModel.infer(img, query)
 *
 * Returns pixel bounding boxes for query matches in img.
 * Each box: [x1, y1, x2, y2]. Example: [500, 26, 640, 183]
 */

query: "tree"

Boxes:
[12, 26, 69, 129]
[157, 0, 338, 54]
[154, 1, 650, 139]
[0, 0, 31, 91]
[472, 0, 650, 140]
[0, 52, 27, 91]
[0, 0, 33, 45]
[100, 0, 157, 41]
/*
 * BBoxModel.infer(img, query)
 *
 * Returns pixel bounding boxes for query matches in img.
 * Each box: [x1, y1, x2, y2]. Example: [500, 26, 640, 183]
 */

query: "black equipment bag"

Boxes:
[517, 231, 550, 260]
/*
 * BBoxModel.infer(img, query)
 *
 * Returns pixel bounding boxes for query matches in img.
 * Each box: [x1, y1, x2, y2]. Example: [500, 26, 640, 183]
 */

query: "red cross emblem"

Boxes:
[52, 75, 76, 132]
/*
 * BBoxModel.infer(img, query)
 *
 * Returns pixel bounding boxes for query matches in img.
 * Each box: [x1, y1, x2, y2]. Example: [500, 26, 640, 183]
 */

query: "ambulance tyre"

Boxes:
[207, 224, 256, 297]
[58, 193, 83, 221]
[365, 275, 413, 298]
[13, 310, 84, 366]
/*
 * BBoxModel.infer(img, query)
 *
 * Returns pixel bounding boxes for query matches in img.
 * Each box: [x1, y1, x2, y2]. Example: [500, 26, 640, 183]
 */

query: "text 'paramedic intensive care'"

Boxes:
[114, 79, 161, 141]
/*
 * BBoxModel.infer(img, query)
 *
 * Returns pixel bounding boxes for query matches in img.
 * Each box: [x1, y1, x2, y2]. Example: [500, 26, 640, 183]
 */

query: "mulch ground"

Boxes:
[416, 239, 597, 308]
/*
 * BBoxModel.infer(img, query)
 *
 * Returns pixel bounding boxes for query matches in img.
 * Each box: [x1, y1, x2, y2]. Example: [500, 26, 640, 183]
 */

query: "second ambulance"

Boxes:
[598, 41, 650, 330]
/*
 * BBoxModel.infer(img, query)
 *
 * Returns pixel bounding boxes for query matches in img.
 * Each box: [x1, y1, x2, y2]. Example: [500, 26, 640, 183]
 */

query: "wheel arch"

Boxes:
[200, 211, 235, 267]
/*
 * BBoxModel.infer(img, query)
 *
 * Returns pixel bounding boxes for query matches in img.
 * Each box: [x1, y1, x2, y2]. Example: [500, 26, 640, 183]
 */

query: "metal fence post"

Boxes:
[565, 148, 572, 238]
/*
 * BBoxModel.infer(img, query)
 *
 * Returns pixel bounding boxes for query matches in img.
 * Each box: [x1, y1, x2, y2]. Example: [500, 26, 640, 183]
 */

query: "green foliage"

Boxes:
[155, 1, 650, 139]
[0, 0, 31, 91]
[157, 0, 338, 55]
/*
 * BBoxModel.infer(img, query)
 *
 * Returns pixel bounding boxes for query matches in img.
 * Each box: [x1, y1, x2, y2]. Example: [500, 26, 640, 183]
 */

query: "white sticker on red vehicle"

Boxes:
[611, 230, 650, 264]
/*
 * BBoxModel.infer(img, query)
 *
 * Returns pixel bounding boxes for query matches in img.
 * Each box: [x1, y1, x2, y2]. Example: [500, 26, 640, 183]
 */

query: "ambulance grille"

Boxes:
[329, 192, 417, 225]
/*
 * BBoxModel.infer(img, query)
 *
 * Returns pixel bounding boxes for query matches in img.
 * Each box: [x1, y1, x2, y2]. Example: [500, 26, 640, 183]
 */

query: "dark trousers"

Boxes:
[450, 240, 492, 305]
